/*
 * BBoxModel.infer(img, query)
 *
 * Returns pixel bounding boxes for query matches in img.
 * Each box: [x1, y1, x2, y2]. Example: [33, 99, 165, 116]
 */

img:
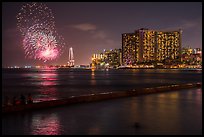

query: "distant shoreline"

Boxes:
[117, 68, 202, 70]
[2, 67, 202, 70]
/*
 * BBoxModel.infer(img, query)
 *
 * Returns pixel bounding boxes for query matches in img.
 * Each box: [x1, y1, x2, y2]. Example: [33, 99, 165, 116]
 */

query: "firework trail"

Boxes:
[16, 2, 55, 36]
[16, 2, 65, 62]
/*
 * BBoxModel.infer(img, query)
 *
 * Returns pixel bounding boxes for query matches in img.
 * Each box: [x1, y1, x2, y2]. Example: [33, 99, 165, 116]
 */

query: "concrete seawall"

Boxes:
[2, 83, 202, 114]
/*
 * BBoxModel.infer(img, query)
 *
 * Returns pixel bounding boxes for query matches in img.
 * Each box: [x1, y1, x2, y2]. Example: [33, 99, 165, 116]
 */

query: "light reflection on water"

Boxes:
[2, 88, 202, 135]
[91, 70, 96, 86]
[35, 69, 59, 102]
[2, 68, 202, 134]
[31, 113, 61, 135]
[2, 68, 202, 103]
[195, 89, 202, 104]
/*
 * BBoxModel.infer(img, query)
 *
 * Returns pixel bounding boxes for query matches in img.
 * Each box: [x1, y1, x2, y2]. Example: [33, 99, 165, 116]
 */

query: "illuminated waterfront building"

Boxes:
[91, 53, 104, 68]
[91, 49, 122, 68]
[156, 30, 181, 63]
[181, 47, 193, 55]
[122, 28, 182, 66]
[104, 49, 122, 68]
[181, 47, 202, 65]
[122, 33, 140, 65]
[193, 48, 202, 54]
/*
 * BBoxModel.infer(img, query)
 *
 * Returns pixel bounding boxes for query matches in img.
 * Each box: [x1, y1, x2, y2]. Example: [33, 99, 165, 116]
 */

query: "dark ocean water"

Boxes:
[2, 68, 202, 102]
[2, 68, 202, 135]
[2, 88, 202, 135]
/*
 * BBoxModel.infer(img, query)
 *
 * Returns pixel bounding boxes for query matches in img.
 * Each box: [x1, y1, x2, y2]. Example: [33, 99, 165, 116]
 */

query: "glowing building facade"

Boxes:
[138, 29, 157, 63]
[122, 28, 182, 65]
[156, 30, 181, 63]
[122, 33, 139, 65]
[92, 49, 122, 68]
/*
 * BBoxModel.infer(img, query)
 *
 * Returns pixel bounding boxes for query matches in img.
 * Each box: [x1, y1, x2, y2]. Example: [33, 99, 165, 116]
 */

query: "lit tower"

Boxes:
[67, 47, 74, 67]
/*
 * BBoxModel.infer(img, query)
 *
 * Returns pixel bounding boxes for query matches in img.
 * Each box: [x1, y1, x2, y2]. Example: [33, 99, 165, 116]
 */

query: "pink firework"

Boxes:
[22, 24, 63, 61]
[17, 3, 65, 62]
[16, 2, 55, 36]
[38, 46, 59, 62]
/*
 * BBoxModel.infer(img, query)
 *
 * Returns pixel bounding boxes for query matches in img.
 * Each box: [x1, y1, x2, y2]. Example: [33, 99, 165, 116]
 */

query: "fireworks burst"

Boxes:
[17, 2, 65, 62]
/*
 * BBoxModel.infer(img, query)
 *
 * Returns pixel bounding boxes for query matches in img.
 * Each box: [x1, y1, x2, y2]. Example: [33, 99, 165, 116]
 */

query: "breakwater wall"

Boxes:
[2, 83, 202, 114]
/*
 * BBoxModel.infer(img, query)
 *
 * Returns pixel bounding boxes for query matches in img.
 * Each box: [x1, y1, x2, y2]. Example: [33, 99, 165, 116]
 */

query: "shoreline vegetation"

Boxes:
[2, 82, 202, 114]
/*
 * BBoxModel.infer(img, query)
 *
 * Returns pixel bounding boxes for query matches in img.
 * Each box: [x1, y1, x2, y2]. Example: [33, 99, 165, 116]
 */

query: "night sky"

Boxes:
[2, 2, 202, 67]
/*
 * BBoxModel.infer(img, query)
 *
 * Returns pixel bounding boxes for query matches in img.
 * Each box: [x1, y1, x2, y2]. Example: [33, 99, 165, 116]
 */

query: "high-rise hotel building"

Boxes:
[122, 28, 182, 65]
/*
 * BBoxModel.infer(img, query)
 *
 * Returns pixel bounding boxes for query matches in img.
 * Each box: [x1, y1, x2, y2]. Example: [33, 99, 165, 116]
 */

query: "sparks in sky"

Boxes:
[17, 2, 65, 62]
